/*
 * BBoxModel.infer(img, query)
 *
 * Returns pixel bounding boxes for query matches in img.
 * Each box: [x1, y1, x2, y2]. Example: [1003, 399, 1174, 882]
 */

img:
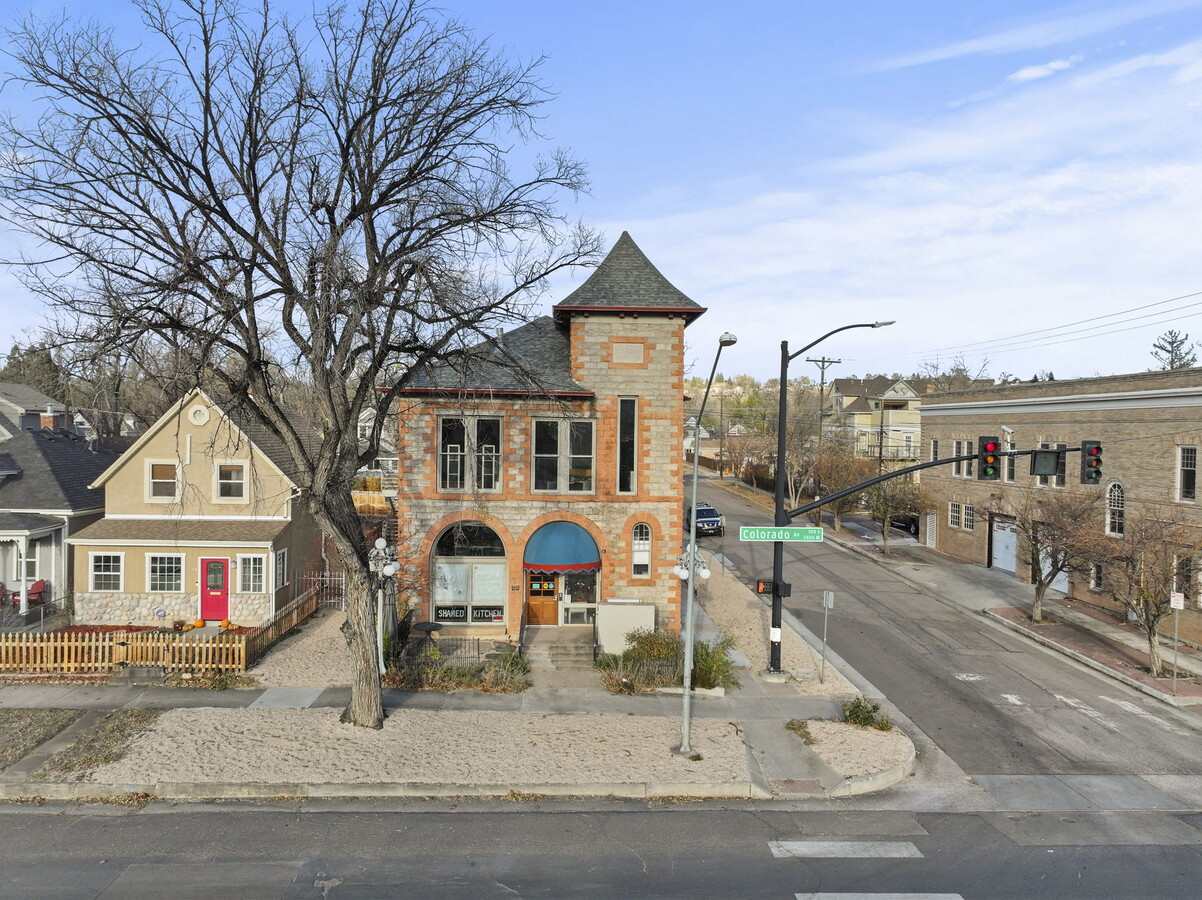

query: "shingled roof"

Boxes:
[0, 428, 118, 513]
[401, 316, 591, 398]
[553, 232, 705, 320]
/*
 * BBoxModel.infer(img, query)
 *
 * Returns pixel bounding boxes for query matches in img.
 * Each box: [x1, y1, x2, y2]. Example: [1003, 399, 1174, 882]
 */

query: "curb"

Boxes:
[0, 779, 772, 802]
[981, 609, 1200, 707]
[828, 741, 917, 798]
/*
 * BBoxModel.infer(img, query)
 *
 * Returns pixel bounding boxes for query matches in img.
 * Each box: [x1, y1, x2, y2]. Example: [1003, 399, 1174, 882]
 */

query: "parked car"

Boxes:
[685, 503, 725, 537]
[890, 512, 920, 535]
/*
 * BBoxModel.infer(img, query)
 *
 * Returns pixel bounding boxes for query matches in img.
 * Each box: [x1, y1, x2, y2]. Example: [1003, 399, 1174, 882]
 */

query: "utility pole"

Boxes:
[807, 357, 840, 500]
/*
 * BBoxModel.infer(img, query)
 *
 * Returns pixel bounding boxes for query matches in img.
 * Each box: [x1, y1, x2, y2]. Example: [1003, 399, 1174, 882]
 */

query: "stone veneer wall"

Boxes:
[73, 591, 273, 626]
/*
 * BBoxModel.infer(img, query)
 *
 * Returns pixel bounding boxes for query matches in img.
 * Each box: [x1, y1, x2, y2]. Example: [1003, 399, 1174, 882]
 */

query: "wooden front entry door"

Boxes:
[199, 558, 230, 620]
[526, 573, 558, 626]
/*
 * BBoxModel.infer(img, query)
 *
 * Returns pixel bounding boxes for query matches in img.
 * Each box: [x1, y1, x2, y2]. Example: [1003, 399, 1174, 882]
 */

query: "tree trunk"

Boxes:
[1031, 583, 1046, 623]
[1147, 624, 1163, 678]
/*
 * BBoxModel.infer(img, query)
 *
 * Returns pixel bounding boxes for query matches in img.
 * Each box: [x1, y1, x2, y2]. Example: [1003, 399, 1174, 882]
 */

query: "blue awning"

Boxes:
[523, 522, 601, 573]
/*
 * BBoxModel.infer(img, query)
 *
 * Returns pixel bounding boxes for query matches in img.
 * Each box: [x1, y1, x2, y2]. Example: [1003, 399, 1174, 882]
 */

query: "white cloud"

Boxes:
[615, 40, 1202, 383]
[1007, 55, 1083, 82]
[877, 0, 1202, 70]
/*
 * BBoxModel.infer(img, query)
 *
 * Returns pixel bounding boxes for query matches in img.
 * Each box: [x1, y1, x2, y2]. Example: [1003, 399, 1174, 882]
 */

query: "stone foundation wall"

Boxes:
[73, 592, 273, 626]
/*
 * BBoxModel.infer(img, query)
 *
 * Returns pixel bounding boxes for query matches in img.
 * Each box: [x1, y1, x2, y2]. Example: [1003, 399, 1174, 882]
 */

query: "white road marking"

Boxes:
[954, 673, 984, 681]
[1054, 694, 1121, 731]
[796, 895, 964, 900]
[1100, 696, 1190, 736]
[770, 841, 923, 859]
[1001, 693, 1025, 705]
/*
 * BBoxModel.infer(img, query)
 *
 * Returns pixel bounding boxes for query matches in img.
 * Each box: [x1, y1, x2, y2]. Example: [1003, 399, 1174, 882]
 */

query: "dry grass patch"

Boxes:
[33, 709, 163, 782]
[0, 709, 85, 770]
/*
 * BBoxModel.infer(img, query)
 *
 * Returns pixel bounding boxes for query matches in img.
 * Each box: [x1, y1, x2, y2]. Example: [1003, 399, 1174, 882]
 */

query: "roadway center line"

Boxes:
[770, 841, 923, 859]
[795, 894, 964, 899]
[1001, 693, 1024, 705]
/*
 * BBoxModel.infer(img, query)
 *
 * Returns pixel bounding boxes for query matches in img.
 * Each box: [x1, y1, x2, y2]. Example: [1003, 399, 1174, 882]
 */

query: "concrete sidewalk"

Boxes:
[0, 601, 915, 803]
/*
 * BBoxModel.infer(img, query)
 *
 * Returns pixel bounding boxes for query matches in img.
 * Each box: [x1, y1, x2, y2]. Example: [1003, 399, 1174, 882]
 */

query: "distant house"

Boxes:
[67, 388, 325, 626]
[0, 383, 119, 617]
[826, 377, 925, 462]
[71, 408, 142, 451]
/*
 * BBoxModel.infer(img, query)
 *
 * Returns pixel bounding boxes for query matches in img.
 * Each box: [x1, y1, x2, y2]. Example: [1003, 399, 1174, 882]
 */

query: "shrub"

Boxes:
[625, 628, 684, 662]
[841, 695, 893, 731]
[691, 635, 740, 690]
[381, 650, 529, 693]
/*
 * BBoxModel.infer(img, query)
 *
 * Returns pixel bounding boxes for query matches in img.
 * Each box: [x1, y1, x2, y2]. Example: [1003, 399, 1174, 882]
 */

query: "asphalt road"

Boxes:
[695, 478, 1202, 784]
[1, 805, 1199, 898]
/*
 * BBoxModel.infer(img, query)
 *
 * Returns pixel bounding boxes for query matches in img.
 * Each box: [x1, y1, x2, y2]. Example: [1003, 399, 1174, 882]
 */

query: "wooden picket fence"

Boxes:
[0, 587, 319, 676]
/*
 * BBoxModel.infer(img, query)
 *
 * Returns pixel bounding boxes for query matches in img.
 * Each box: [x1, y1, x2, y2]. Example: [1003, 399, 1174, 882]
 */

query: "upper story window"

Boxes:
[1004, 438, 1016, 482]
[631, 523, 652, 577]
[439, 417, 501, 492]
[1180, 446, 1196, 502]
[1107, 483, 1125, 536]
[1037, 441, 1067, 488]
[533, 419, 594, 492]
[217, 464, 246, 500]
[952, 440, 975, 478]
[148, 462, 179, 500]
[930, 439, 939, 462]
[618, 398, 638, 494]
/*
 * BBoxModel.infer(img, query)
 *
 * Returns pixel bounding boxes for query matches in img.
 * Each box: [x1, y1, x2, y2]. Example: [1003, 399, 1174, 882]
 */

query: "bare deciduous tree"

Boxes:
[1078, 506, 1202, 676]
[0, 0, 598, 727]
[863, 476, 929, 557]
[981, 490, 1101, 623]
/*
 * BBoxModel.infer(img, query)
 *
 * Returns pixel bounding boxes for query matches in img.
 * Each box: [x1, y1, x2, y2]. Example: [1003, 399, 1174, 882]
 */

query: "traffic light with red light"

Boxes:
[977, 436, 1001, 481]
[1080, 441, 1102, 484]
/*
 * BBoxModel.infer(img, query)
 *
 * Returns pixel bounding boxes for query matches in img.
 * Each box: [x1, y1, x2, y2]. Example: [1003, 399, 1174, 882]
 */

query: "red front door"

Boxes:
[200, 558, 230, 620]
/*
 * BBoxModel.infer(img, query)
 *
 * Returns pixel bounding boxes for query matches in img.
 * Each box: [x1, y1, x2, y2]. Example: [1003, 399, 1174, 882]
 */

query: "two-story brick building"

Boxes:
[393, 232, 701, 636]
[920, 368, 1202, 644]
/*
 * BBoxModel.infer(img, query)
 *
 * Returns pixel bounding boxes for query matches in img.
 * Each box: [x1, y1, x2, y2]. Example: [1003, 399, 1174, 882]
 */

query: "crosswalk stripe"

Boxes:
[770, 841, 923, 858]
[795, 894, 964, 899]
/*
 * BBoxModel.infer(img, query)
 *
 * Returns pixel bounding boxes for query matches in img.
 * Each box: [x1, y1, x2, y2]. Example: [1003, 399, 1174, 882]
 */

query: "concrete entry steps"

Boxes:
[521, 627, 595, 671]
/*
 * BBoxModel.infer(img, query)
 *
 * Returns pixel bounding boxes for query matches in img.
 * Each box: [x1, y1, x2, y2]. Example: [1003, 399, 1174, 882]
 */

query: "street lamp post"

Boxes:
[768, 321, 894, 676]
[676, 331, 737, 754]
[368, 537, 398, 675]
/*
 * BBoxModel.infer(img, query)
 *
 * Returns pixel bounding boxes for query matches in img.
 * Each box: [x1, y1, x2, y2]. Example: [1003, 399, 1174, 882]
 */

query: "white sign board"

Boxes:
[1170, 591, 1186, 610]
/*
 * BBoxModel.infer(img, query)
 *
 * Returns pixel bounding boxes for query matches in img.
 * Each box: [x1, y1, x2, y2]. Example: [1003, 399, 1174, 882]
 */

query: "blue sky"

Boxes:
[4, 0, 1202, 385]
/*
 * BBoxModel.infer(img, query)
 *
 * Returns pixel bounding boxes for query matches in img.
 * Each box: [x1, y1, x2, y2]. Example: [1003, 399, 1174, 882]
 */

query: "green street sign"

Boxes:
[739, 526, 824, 543]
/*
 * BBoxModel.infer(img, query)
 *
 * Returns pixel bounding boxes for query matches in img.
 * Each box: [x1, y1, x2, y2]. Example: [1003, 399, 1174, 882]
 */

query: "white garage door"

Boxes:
[992, 519, 1017, 573]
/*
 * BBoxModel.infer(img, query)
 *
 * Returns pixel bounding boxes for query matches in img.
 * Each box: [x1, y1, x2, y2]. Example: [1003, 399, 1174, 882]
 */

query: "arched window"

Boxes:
[631, 523, 652, 577]
[1107, 483, 1125, 536]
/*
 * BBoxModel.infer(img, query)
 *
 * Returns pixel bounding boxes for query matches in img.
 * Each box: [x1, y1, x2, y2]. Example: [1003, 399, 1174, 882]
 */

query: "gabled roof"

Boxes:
[0, 383, 59, 414]
[401, 316, 592, 397]
[831, 376, 920, 399]
[0, 428, 118, 513]
[89, 387, 318, 490]
[553, 232, 705, 321]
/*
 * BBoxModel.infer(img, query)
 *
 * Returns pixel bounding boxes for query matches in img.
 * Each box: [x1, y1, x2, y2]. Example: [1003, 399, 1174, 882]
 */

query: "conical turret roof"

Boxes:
[554, 232, 704, 321]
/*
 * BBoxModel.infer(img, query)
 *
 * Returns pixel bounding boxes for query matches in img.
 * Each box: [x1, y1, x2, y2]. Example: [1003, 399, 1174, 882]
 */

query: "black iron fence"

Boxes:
[390, 634, 483, 670]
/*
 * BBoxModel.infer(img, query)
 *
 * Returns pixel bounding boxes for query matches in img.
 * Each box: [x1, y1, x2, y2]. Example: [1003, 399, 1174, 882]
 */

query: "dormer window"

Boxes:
[217, 464, 246, 500]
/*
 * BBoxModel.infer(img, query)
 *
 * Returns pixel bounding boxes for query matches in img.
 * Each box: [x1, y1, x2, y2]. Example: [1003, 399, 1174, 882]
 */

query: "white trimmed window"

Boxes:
[239, 555, 266, 593]
[930, 439, 939, 462]
[1180, 446, 1196, 502]
[631, 523, 652, 577]
[618, 398, 638, 494]
[1004, 439, 1016, 482]
[963, 504, 975, 531]
[147, 554, 184, 592]
[1107, 483, 1125, 536]
[148, 462, 179, 500]
[90, 553, 124, 592]
[15, 549, 37, 581]
[949, 501, 962, 528]
[274, 548, 288, 589]
[1174, 555, 1196, 605]
[952, 441, 962, 477]
[533, 419, 595, 492]
[1090, 564, 1103, 591]
[217, 464, 246, 499]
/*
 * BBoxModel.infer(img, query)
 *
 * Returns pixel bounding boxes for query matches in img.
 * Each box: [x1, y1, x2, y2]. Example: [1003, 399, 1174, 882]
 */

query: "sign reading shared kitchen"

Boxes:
[738, 526, 824, 542]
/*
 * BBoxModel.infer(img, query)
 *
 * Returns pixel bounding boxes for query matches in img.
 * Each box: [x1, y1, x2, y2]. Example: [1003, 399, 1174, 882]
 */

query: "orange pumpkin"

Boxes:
[194, 618, 205, 628]
[220, 619, 231, 629]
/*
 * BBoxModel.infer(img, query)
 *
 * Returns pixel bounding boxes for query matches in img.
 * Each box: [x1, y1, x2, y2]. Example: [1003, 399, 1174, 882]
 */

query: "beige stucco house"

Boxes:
[67, 388, 325, 626]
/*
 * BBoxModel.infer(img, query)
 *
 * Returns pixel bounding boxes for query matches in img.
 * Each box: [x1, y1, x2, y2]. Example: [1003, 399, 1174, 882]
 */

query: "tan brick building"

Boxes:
[920, 369, 1202, 645]
[393, 233, 701, 637]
